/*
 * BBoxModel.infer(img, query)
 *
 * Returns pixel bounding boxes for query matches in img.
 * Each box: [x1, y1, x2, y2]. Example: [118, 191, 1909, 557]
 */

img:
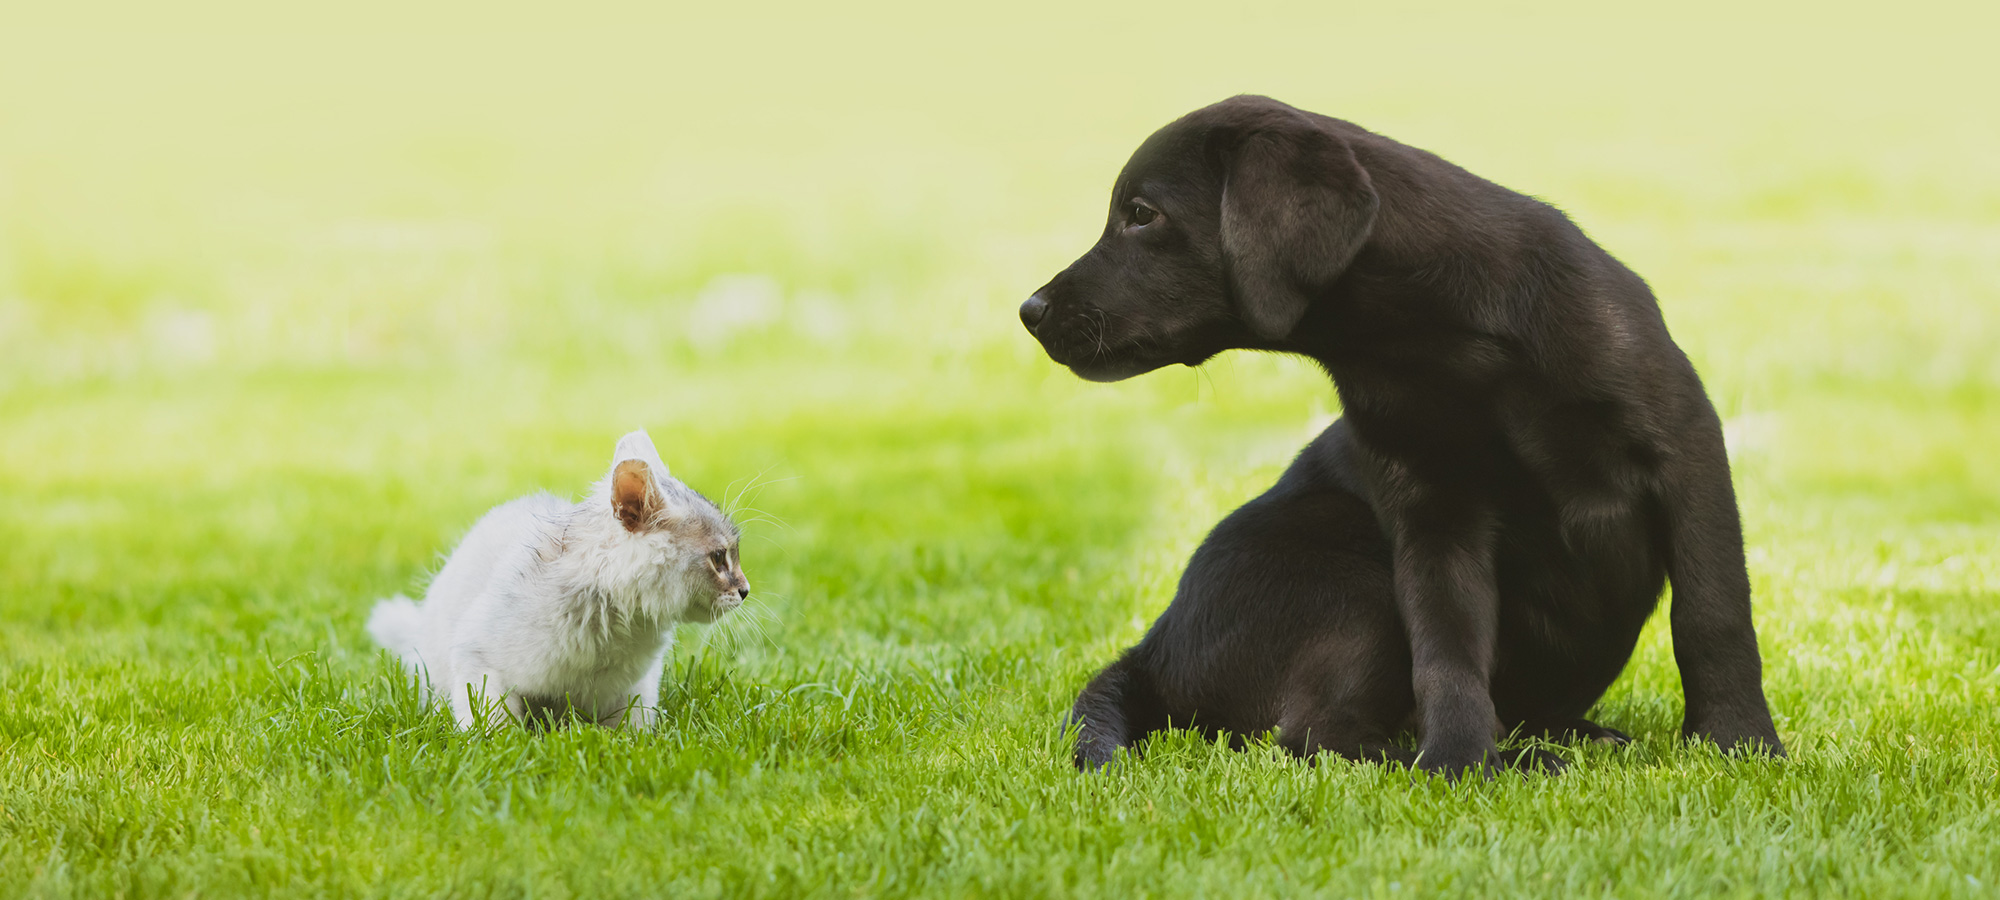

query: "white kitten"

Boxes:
[367, 429, 749, 730]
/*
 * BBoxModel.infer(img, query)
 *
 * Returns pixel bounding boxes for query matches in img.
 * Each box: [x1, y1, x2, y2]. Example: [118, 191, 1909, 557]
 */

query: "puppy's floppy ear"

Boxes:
[1220, 117, 1379, 341]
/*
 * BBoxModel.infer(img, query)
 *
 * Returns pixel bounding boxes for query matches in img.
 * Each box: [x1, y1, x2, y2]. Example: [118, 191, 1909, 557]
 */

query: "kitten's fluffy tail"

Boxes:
[366, 594, 425, 659]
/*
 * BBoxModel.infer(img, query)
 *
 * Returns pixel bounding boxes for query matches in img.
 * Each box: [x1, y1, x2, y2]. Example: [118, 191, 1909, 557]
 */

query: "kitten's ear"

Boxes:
[613, 429, 671, 479]
[611, 459, 662, 533]
[610, 429, 673, 532]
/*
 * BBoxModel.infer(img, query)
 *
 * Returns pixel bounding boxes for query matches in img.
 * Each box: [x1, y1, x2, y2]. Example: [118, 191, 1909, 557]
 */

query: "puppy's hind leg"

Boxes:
[1067, 655, 1167, 770]
[1278, 719, 1418, 769]
[1273, 596, 1420, 770]
[1275, 678, 1417, 769]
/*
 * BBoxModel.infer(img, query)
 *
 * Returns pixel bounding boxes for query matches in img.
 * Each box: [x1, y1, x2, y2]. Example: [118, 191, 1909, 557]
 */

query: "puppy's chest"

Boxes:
[1327, 339, 1516, 449]
[1494, 410, 1662, 563]
[1341, 375, 1661, 560]
[1488, 415, 1668, 613]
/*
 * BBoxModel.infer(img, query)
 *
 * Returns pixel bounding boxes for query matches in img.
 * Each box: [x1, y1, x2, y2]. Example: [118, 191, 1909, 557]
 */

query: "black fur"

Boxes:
[1024, 96, 1783, 776]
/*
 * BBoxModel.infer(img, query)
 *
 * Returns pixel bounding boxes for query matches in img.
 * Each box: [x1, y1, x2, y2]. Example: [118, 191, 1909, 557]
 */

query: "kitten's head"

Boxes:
[602, 429, 749, 622]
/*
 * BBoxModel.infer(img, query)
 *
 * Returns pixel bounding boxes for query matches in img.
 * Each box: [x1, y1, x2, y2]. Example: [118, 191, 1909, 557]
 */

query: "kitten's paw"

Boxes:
[619, 705, 660, 731]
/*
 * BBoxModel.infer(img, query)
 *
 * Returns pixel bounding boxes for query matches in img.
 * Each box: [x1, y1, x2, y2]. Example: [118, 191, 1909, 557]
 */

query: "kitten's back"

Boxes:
[368, 491, 571, 668]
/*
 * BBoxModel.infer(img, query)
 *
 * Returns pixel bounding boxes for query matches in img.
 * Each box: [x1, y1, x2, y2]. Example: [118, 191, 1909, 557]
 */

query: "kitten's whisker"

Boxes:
[722, 468, 797, 519]
[718, 601, 780, 651]
[734, 514, 788, 532]
[729, 508, 795, 535]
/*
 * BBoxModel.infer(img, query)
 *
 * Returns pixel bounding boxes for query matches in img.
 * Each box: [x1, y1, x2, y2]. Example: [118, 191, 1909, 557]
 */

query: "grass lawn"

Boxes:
[3, 1, 1998, 896]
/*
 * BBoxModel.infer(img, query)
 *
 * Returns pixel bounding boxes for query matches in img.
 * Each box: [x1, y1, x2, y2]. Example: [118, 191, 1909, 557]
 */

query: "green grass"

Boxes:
[4, 1, 1999, 896]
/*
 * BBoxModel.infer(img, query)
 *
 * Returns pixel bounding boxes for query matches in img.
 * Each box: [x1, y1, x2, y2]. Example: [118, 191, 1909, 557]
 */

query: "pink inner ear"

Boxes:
[612, 460, 655, 531]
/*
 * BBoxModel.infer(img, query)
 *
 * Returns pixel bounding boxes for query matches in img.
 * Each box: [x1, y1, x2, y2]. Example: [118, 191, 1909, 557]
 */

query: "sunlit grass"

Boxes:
[3, 1, 1998, 897]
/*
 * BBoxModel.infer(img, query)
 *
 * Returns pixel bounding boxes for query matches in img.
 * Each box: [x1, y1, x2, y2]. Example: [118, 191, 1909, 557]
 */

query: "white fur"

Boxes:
[615, 430, 671, 479]
[367, 429, 743, 730]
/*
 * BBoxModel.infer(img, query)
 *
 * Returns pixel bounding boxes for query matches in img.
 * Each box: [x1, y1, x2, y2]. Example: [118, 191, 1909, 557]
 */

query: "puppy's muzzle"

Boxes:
[1019, 293, 1050, 331]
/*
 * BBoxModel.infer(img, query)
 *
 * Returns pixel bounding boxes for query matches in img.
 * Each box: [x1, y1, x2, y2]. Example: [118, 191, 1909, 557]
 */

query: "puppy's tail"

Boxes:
[1066, 655, 1164, 771]
[366, 594, 425, 661]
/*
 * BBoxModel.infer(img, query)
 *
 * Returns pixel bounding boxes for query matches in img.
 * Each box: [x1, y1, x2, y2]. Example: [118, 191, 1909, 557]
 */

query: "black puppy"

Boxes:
[1023, 96, 1784, 775]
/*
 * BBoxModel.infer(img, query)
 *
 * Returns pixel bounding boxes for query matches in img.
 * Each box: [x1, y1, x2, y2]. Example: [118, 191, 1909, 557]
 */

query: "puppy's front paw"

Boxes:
[1683, 716, 1786, 758]
[1501, 746, 1568, 774]
[1414, 739, 1506, 781]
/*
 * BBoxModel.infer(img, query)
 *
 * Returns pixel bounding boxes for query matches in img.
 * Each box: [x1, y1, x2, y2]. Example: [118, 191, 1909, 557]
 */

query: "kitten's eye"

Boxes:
[1128, 203, 1157, 227]
[709, 549, 729, 568]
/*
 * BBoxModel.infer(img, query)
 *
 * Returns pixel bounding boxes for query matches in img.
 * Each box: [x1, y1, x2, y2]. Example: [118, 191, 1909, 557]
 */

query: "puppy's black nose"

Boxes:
[1019, 293, 1050, 330]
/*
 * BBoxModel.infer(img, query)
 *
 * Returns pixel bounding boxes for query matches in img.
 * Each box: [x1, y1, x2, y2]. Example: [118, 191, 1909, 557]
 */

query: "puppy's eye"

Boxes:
[1128, 203, 1157, 227]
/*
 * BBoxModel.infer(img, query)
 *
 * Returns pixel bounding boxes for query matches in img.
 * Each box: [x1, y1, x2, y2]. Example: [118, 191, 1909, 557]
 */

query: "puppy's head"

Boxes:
[1020, 95, 1378, 381]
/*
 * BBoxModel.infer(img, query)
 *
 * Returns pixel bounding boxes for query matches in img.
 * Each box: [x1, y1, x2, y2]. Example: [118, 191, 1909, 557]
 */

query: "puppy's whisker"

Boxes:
[1089, 308, 1112, 363]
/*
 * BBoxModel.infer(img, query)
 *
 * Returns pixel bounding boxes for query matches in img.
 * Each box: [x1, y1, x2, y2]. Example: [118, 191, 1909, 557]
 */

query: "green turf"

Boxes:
[4, 2, 1998, 897]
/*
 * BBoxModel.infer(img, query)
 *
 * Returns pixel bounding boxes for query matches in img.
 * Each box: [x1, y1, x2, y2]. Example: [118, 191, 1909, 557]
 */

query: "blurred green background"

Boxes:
[3, 1, 1998, 896]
